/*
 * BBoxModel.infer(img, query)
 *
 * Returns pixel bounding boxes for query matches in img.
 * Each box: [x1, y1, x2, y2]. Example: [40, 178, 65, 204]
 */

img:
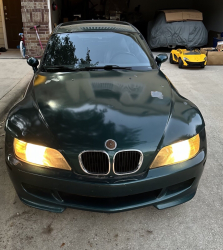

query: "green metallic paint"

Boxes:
[27, 57, 39, 73]
[5, 68, 204, 177]
[6, 142, 206, 212]
[155, 54, 168, 67]
[4, 20, 207, 212]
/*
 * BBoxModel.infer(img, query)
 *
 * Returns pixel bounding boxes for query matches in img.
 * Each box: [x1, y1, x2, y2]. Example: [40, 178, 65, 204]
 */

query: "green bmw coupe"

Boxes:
[5, 21, 207, 213]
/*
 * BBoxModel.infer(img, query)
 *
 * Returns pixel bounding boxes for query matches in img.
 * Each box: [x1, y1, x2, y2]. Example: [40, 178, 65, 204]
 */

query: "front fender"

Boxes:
[5, 92, 58, 149]
[159, 88, 205, 149]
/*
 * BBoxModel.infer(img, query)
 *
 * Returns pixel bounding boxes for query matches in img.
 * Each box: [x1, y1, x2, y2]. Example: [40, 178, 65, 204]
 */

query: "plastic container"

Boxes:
[213, 37, 223, 47]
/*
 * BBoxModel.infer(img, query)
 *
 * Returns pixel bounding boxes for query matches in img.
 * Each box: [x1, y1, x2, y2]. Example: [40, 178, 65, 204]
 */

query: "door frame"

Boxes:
[0, 0, 8, 49]
[47, 0, 52, 34]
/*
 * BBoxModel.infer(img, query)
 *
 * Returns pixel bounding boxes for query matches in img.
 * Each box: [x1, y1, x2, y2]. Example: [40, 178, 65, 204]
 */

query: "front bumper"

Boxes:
[6, 149, 206, 213]
[184, 61, 206, 67]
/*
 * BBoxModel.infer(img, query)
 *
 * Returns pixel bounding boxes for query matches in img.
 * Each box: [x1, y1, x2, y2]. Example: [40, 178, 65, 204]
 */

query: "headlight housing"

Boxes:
[183, 57, 189, 61]
[204, 57, 207, 61]
[150, 134, 200, 169]
[13, 138, 71, 170]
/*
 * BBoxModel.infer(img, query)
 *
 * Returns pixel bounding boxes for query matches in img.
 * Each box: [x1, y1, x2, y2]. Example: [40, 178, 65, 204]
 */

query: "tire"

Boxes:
[20, 41, 25, 58]
[169, 53, 174, 64]
[179, 58, 183, 69]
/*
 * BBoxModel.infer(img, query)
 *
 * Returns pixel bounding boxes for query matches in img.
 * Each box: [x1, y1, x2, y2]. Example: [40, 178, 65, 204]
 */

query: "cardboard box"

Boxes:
[200, 47, 223, 65]
[161, 10, 203, 22]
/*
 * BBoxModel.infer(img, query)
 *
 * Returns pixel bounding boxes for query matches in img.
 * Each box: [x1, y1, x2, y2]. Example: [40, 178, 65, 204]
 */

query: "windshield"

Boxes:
[42, 32, 156, 70]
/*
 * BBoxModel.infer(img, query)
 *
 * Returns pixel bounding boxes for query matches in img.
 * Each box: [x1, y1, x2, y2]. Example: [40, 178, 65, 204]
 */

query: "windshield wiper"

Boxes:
[42, 65, 84, 72]
[42, 65, 132, 72]
[84, 65, 132, 70]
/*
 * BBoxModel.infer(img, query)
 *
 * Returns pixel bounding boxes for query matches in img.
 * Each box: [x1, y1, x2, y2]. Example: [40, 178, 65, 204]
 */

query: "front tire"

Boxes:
[179, 58, 183, 68]
[170, 53, 174, 64]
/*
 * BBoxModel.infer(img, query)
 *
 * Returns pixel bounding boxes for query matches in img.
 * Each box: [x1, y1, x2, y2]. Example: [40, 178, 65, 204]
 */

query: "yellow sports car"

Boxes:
[170, 49, 207, 68]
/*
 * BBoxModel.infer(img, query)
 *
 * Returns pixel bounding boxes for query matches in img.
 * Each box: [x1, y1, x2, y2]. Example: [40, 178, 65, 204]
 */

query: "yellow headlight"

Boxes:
[150, 134, 200, 169]
[13, 138, 71, 171]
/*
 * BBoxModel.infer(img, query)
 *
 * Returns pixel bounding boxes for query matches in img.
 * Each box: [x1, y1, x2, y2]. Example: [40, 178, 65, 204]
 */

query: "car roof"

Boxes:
[53, 20, 139, 34]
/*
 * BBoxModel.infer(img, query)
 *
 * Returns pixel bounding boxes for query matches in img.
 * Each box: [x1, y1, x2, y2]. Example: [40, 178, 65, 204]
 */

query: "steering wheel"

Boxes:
[109, 52, 139, 63]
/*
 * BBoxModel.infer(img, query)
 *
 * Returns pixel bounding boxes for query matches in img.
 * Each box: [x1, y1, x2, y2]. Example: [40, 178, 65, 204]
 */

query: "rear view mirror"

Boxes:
[27, 57, 39, 73]
[156, 54, 168, 68]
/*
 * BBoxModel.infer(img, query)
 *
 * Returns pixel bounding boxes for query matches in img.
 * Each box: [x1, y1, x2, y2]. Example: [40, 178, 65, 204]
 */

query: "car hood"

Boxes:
[183, 54, 206, 61]
[33, 69, 172, 168]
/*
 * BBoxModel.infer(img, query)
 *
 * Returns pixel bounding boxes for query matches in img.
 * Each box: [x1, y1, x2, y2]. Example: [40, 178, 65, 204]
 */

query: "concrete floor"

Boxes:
[0, 49, 22, 59]
[0, 58, 31, 100]
[0, 56, 223, 250]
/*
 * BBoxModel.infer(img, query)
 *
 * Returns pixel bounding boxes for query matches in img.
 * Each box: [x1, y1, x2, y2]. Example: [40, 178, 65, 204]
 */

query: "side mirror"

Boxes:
[27, 57, 39, 73]
[155, 54, 168, 68]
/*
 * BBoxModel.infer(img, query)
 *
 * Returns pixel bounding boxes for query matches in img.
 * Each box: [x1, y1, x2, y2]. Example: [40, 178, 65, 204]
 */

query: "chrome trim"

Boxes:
[78, 150, 110, 176]
[105, 139, 117, 150]
[113, 149, 144, 176]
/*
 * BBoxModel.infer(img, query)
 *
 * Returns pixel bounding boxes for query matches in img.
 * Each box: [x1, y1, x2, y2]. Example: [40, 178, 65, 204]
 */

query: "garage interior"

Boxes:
[50, 0, 223, 48]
